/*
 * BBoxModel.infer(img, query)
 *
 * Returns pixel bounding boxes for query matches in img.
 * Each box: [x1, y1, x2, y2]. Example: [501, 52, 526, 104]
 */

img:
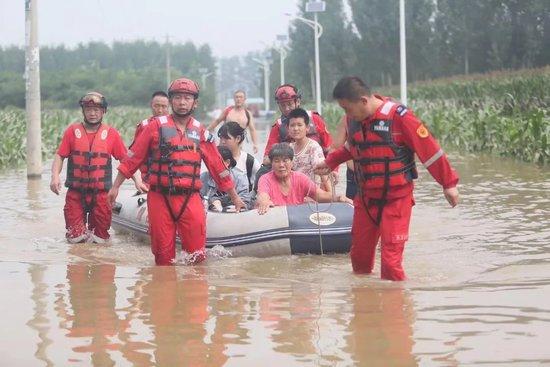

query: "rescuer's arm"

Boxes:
[50, 154, 64, 195]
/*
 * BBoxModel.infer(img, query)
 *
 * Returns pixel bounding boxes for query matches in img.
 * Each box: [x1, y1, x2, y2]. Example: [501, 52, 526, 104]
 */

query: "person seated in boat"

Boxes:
[256, 143, 350, 215]
[201, 146, 252, 212]
[287, 108, 333, 193]
[218, 121, 261, 194]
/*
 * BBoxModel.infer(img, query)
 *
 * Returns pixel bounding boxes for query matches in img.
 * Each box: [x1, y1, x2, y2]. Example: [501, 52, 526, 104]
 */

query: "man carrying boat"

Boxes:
[108, 77, 245, 265]
[50, 92, 128, 243]
[315, 76, 460, 281]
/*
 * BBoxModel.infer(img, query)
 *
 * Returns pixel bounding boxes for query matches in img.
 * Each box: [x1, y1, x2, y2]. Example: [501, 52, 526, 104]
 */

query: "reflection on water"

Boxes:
[0, 146, 549, 365]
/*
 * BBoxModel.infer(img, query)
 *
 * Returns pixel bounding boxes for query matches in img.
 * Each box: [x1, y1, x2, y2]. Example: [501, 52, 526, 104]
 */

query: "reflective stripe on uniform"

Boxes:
[219, 169, 230, 178]
[423, 148, 444, 168]
[380, 101, 395, 115]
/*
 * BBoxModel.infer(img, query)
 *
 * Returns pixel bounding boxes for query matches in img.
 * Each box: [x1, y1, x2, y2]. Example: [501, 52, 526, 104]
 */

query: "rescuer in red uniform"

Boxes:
[263, 84, 332, 164]
[108, 78, 246, 265]
[50, 92, 129, 243]
[130, 90, 170, 186]
[316, 77, 460, 281]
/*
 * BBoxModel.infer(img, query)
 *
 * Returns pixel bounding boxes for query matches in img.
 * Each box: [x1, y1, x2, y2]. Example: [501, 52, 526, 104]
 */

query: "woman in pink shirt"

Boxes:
[256, 143, 349, 215]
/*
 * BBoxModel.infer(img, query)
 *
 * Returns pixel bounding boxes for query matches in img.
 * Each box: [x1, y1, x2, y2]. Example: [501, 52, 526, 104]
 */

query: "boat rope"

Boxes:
[308, 172, 337, 255]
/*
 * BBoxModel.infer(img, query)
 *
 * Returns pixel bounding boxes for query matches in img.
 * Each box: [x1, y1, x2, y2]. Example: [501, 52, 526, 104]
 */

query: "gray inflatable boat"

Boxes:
[112, 191, 353, 257]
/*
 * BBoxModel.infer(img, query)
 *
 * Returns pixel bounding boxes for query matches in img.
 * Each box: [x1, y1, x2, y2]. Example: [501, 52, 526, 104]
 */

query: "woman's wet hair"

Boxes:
[288, 108, 310, 125]
[218, 121, 245, 144]
[217, 145, 237, 168]
[268, 143, 294, 161]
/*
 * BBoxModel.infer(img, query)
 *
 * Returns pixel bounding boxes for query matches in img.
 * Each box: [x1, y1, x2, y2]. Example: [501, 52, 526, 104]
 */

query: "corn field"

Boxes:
[0, 107, 148, 168]
[1, 68, 549, 168]
[322, 67, 550, 164]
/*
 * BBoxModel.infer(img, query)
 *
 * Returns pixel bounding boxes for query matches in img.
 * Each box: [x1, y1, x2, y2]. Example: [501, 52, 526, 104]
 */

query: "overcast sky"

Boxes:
[1, 0, 299, 57]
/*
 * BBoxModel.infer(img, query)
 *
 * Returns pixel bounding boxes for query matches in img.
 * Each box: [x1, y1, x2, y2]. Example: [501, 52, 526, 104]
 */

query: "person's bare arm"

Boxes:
[256, 192, 273, 215]
[247, 113, 259, 154]
[207, 111, 226, 132]
[330, 115, 347, 151]
[313, 187, 351, 204]
[50, 154, 65, 195]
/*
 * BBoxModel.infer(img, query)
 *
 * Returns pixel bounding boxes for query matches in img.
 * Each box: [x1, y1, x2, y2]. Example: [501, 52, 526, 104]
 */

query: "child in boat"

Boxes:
[201, 146, 252, 211]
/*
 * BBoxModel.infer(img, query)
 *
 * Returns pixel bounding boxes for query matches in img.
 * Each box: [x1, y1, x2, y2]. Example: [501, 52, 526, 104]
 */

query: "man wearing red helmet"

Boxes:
[263, 84, 332, 165]
[50, 92, 129, 243]
[315, 77, 460, 281]
[108, 78, 246, 265]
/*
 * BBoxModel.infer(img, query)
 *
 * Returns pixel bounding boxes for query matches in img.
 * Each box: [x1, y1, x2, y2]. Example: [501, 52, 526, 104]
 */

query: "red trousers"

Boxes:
[64, 189, 111, 242]
[147, 190, 206, 265]
[351, 193, 414, 281]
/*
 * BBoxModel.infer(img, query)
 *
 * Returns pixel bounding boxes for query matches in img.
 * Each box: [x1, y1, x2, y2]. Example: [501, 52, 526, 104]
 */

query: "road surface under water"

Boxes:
[0, 122, 549, 366]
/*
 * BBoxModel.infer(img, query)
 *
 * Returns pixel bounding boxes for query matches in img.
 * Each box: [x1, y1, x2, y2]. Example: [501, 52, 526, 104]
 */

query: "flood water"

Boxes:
[0, 128, 549, 365]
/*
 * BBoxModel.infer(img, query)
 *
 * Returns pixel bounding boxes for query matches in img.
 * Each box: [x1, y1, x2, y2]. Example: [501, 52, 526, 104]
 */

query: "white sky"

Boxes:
[0, 0, 299, 57]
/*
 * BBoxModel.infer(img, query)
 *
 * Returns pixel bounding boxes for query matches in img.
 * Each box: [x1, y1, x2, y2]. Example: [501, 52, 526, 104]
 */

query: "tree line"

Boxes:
[0, 40, 216, 112]
[0, 0, 548, 110]
[263, 0, 550, 104]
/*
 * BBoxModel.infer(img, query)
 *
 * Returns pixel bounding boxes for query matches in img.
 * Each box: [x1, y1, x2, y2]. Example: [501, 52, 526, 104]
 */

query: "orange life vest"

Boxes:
[147, 115, 202, 195]
[65, 123, 112, 192]
[346, 102, 417, 195]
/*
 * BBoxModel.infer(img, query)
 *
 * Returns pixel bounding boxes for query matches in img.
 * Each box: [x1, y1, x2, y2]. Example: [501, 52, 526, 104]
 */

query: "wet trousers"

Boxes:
[351, 192, 414, 281]
[64, 189, 111, 242]
[147, 190, 206, 265]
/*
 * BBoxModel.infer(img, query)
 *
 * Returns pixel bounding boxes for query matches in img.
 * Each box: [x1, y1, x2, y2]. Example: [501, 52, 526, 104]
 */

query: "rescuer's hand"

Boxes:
[443, 186, 459, 207]
[314, 161, 331, 176]
[134, 181, 149, 194]
[227, 188, 246, 212]
[108, 187, 119, 207]
[50, 175, 61, 195]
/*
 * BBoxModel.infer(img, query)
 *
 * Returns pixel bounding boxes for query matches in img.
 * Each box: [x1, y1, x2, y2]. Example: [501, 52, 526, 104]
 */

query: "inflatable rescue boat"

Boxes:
[112, 192, 353, 257]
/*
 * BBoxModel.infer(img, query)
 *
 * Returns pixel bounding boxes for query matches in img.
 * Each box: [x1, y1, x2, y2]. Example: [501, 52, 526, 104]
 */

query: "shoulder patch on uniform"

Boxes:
[193, 119, 200, 127]
[74, 128, 82, 139]
[396, 105, 408, 117]
[274, 118, 282, 127]
[159, 115, 168, 124]
[380, 101, 396, 115]
[101, 129, 108, 140]
[203, 129, 214, 143]
[416, 124, 429, 138]
[141, 118, 149, 126]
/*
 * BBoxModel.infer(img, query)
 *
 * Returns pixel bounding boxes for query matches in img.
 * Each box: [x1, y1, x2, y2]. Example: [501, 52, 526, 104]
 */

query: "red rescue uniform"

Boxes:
[325, 96, 459, 280]
[129, 116, 156, 181]
[118, 114, 233, 265]
[57, 122, 127, 242]
[264, 110, 332, 157]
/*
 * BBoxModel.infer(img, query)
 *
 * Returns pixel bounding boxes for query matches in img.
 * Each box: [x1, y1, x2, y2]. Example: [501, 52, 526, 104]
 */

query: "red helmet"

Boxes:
[275, 84, 300, 102]
[168, 78, 200, 98]
[79, 92, 108, 111]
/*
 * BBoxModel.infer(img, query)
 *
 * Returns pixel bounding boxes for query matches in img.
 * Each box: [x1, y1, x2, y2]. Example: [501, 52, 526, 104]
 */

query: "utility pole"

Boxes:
[165, 34, 171, 88]
[25, 0, 42, 178]
[399, 0, 408, 105]
[253, 58, 271, 113]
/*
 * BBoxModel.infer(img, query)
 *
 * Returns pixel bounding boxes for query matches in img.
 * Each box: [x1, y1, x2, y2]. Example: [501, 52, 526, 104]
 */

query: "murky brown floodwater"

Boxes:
[1, 122, 549, 366]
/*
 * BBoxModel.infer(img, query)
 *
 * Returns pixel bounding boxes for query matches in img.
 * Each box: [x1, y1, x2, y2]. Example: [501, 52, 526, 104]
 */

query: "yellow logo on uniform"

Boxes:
[416, 124, 429, 138]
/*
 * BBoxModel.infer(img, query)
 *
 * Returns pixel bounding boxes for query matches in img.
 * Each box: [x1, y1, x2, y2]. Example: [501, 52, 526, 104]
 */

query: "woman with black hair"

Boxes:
[200, 146, 252, 211]
[218, 121, 261, 192]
